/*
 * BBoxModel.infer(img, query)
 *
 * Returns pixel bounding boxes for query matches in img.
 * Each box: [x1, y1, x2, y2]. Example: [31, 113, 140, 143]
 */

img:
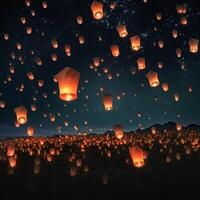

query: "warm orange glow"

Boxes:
[116, 25, 128, 38]
[130, 35, 141, 51]
[110, 45, 120, 57]
[146, 71, 159, 87]
[14, 105, 27, 124]
[189, 39, 199, 53]
[54, 67, 80, 101]
[91, 1, 103, 20]
[103, 93, 113, 111]
[137, 57, 146, 70]
[27, 126, 35, 136]
[114, 125, 124, 139]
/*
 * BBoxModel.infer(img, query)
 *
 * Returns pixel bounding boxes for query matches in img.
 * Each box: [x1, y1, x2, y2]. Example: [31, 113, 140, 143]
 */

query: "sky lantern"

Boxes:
[26, 27, 32, 34]
[181, 16, 188, 25]
[27, 126, 35, 136]
[93, 57, 100, 67]
[130, 35, 141, 51]
[65, 44, 71, 56]
[172, 29, 178, 38]
[38, 79, 44, 87]
[51, 39, 58, 48]
[114, 124, 124, 139]
[151, 127, 156, 134]
[25, 0, 31, 7]
[103, 93, 113, 111]
[176, 48, 182, 57]
[21, 17, 26, 24]
[176, 123, 182, 131]
[137, 57, 146, 70]
[174, 93, 179, 102]
[129, 145, 146, 168]
[156, 13, 162, 20]
[7, 144, 15, 157]
[189, 39, 199, 53]
[110, 45, 120, 57]
[79, 35, 85, 44]
[0, 101, 5, 109]
[31, 104, 36, 111]
[42, 1, 48, 9]
[146, 71, 160, 87]
[27, 72, 34, 80]
[158, 40, 164, 48]
[14, 105, 27, 124]
[161, 83, 169, 92]
[51, 53, 58, 61]
[90, 1, 104, 20]
[3, 33, 9, 40]
[54, 67, 80, 101]
[9, 157, 16, 168]
[76, 16, 83, 24]
[176, 4, 187, 14]
[116, 25, 128, 38]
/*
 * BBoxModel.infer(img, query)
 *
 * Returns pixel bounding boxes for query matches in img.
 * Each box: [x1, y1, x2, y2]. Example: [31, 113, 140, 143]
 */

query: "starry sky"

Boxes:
[0, 0, 200, 137]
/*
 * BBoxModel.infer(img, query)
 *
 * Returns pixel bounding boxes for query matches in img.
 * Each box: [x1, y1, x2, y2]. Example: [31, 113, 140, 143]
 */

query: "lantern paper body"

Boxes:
[91, 1, 103, 20]
[54, 67, 80, 101]
[137, 57, 146, 70]
[130, 36, 141, 51]
[129, 146, 146, 168]
[103, 93, 113, 111]
[110, 45, 120, 57]
[27, 126, 35, 136]
[117, 25, 128, 38]
[189, 39, 199, 53]
[146, 71, 159, 87]
[14, 106, 27, 124]
[114, 125, 124, 139]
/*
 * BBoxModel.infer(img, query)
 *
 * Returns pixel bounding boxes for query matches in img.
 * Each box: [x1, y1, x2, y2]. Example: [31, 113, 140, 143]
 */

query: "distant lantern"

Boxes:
[114, 124, 124, 139]
[161, 83, 169, 92]
[38, 79, 44, 87]
[26, 27, 32, 34]
[130, 35, 141, 51]
[65, 44, 71, 56]
[189, 39, 199, 53]
[27, 126, 35, 136]
[158, 40, 164, 48]
[0, 101, 5, 109]
[151, 127, 156, 135]
[172, 30, 178, 38]
[27, 71, 34, 80]
[176, 4, 187, 14]
[7, 144, 15, 157]
[176, 123, 182, 131]
[51, 39, 58, 48]
[174, 93, 179, 102]
[4, 33, 9, 40]
[51, 53, 58, 62]
[180, 16, 187, 25]
[25, 0, 31, 7]
[146, 71, 159, 87]
[90, 1, 104, 20]
[103, 93, 113, 111]
[21, 17, 26, 24]
[156, 13, 162, 20]
[93, 57, 100, 67]
[137, 57, 146, 70]
[76, 16, 83, 24]
[9, 157, 16, 168]
[14, 106, 27, 124]
[129, 145, 146, 168]
[116, 25, 128, 38]
[79, 35, 85, 44]
[54, 67, 80, 101]
[110, 45, 120, 57]
[176, 48, 182, 57]
[42, 1, 48, 9]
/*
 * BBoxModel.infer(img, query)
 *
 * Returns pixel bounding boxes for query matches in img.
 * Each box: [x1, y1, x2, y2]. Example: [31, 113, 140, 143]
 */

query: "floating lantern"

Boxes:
[54, 67, 80, 101]
[161, 83, 169, 92]
[116, 25, 128, 37]
[91, 1, 104, 20]
[130, 35, 141, 51]
[146, 71, 159, 87]
[110, 45, 120, 57]
[14, 106, 27, 124]
[27, 126, 35, 136]
[137, 57, 146, 70]
[189, 39, 199, 53]
[103, 93, 113, 111]
[114, 124, 124, 139]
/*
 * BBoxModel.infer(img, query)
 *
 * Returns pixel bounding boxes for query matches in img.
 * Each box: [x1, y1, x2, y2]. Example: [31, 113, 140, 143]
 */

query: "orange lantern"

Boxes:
[146, 71, 159, 87]
[79, 35, 85, 44]
[54, 67, 80, 101]
[65, 44, 71, 56]
[114, 124, 124, 139]
[116, 25, 128, 38]
[130, 35, 141, 51]
[27, 126, 35, 136]
[103, 93, 113, 111]
[7, 144, 15, 157]
[9, 157, 16, 168]
[137, 57, 146, 70]
[51, 39, 58, 48]
[76, 16, 83, 24]
[14, 105, 27, 124]
[129, 145, 146, 168]
[110, 45, 120, 57]
[91, 1, 104, 20]
[172, 30, 178, 38]
[176, 123, 182, 131]
[189, 39, 199, 53]
[161, 83, 169, 92]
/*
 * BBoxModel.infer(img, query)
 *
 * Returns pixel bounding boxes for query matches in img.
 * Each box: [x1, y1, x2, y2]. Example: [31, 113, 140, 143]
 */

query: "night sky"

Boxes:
[0, 0, 200, 137]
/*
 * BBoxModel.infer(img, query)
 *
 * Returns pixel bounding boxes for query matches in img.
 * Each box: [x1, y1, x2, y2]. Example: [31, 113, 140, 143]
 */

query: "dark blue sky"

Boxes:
[0, 0, 200, 137]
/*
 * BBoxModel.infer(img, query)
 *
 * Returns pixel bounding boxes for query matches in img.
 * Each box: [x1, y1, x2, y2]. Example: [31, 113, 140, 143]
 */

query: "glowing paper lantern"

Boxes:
[103, 93, 113, 111]
[146, 71, 159, 87]
[137, 57, 146, 70]
[14, 106, 27, 124]
[116, 25, 128, 38]
[176, 123, 182, 131]
[161, 83, 169, 92]
[189, 39, 199, 53]
[27, 126, 35, 136]
[130, 35, 141, 51]
[54, 67, 80, 101]
[114, 124, 124, 139]
[129, 145, 146, 168]
[7, 144, 15, 157]
[110, 45, 120, 57]
[91, 1, 104, 20]
[76, 16, 83, 24]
